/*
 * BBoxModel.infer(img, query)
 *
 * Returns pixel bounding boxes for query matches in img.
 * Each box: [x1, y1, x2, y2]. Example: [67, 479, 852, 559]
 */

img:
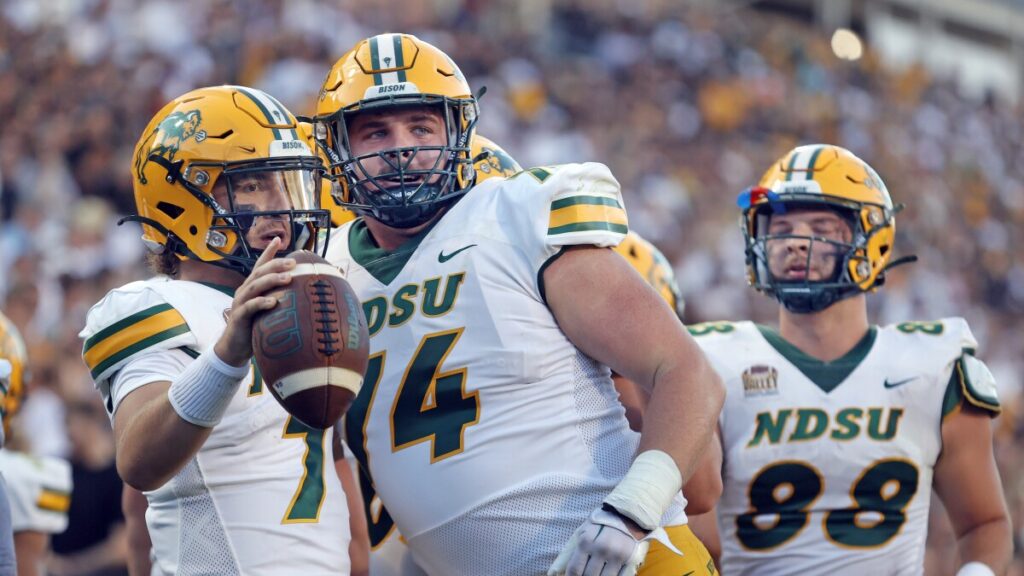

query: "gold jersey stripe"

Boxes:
[549, 203, 628, 230]
[36, 489, 70, 513]
[83, 308, 188, 377]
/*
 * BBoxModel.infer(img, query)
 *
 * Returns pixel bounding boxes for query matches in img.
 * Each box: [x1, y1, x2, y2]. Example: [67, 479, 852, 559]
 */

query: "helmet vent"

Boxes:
[157, 202, 185, 219]
[208, 130, 233, 139]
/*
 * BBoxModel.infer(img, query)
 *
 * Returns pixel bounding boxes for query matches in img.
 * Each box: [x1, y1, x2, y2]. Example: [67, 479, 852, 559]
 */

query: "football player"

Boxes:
[689, 145, 1011, 575]
[79, 86, 354, 575]
[0, 311, 73, 576]
[316, 33, 724, 576]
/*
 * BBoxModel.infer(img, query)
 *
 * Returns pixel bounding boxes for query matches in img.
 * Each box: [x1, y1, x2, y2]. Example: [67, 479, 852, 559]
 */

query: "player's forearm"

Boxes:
[335, 457, 370, 576]
[956, 516, 1012, 575]
[116, 348, 248, 490]
[681, 431, 723, 514]
[115, 385, 212, 491]
[638, 351, 724, 484]
[123, 488, 153, 576]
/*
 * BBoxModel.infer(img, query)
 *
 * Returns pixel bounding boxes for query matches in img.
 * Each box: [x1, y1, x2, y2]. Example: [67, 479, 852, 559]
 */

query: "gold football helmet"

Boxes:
[128, 86, 330, 275]
[314, 33, 479, 228]
[738, 144, 904, 313]
[614, 232, 685, 320]
[0, 312, 27, 438]
[471, 134, 521, 182]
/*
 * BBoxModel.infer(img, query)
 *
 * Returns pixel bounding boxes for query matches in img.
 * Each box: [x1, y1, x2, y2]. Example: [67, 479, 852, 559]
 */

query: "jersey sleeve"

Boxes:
[2, 453, 72, 534]
[108, 348, 194, 419]
[79, 281, 198, 413]
[506, 163, 629, 262]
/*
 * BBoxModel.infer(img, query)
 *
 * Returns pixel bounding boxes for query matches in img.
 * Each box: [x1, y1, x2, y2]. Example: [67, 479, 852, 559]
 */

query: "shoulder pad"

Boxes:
[501, 163, 628, 250]
[80, 281, 196, 384]
[956, 355, 1001, 415]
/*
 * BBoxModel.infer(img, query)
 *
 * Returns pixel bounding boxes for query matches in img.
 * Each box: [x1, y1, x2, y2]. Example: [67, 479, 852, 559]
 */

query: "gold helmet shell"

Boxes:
[130, 86, 329, 275]
[738, 144, 897, 312]
[0, 312, 27, 437]
[614, 232, 685, 320]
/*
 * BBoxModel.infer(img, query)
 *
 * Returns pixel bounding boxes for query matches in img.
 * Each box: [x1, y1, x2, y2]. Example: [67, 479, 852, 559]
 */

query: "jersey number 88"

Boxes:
[737, 458, 920, 550]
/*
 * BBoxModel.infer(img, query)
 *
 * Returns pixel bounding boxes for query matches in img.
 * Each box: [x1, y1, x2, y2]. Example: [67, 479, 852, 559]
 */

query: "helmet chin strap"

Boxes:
[775, 284, 856, 314]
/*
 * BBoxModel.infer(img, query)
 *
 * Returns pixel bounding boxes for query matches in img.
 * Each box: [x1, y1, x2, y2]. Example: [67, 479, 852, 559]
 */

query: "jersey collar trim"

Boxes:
[348, 218, 438, 285]
[755, 325, 877, 394]
[197, 282, 236, 297]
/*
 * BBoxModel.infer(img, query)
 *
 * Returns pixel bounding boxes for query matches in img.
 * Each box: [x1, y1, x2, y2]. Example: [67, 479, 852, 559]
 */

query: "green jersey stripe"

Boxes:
[550, 195, 623, 211]
[547, 222, 629, 235]
[90, 324, 191, 380]
[83, 304, 175, 352]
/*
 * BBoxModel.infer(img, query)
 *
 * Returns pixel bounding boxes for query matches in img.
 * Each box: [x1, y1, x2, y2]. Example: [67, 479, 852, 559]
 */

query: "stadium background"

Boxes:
[1, 0, 1022, 573]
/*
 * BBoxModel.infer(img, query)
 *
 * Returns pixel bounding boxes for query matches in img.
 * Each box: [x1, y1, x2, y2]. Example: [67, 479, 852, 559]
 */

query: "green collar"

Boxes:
[348, 218, 438, 285]
[756, 325, 877, 394]
[198, 282, 236, 297]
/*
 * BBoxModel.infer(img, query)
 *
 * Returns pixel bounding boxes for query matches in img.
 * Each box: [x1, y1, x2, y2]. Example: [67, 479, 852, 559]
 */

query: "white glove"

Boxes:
[546, 507, 680, 576]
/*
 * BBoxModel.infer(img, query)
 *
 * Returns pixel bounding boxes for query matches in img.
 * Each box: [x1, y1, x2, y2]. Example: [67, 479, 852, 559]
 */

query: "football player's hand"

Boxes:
[215, 237, 294, 366]
[547, 507, 678, 576]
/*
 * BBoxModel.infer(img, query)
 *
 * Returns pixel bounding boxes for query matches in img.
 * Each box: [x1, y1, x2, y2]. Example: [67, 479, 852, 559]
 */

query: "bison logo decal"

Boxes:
[134, 110, 204, 184]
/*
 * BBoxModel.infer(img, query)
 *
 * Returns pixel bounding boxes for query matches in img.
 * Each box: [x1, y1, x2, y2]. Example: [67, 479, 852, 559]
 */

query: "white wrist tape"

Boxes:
[168, 347, 249, 428]
[957, 562, 996, 576]
[603, 450, 683, 531]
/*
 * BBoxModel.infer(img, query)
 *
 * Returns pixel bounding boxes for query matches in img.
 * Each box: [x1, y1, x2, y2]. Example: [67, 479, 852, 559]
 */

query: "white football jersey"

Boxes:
[694, 318, 1000, 576]
[328, 163, 686, 576]
[81, 279, 350, 576]
[0, 450, 71, 534]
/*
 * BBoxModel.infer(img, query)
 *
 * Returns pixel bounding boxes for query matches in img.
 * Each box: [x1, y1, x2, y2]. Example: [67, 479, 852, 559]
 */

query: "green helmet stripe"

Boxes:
[785, 149, 800, 181]
[806, 145, 824, 180]
[392, 34, 407, 82]
[234, 86, 283, 139]
[370, 36, 383, 86]
[262, 92, 299, 140]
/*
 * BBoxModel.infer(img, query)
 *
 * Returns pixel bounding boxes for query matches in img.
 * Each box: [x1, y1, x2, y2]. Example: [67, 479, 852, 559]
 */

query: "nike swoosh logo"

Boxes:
[438, 244, 477, 263]
[238, 145, 256, 153]
[884, 377, 917, 389]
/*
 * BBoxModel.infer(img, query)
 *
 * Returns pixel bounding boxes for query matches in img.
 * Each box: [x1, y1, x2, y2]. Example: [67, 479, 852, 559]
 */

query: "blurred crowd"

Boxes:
[1, 0, 1022, 573]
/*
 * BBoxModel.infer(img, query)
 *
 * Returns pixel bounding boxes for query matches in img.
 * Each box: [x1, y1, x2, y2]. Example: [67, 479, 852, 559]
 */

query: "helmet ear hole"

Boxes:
[157, 202, 185, 219]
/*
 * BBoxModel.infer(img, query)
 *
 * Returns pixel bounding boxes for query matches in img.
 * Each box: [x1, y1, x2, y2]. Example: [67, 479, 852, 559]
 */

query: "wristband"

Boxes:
[168, 347, 249, 428]
[603, 449, 683, 531]
[957, 562, 996, 576]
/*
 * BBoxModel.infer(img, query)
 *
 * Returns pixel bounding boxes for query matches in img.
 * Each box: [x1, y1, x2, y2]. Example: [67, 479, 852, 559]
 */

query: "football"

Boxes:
[252, 250, 369, 429]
